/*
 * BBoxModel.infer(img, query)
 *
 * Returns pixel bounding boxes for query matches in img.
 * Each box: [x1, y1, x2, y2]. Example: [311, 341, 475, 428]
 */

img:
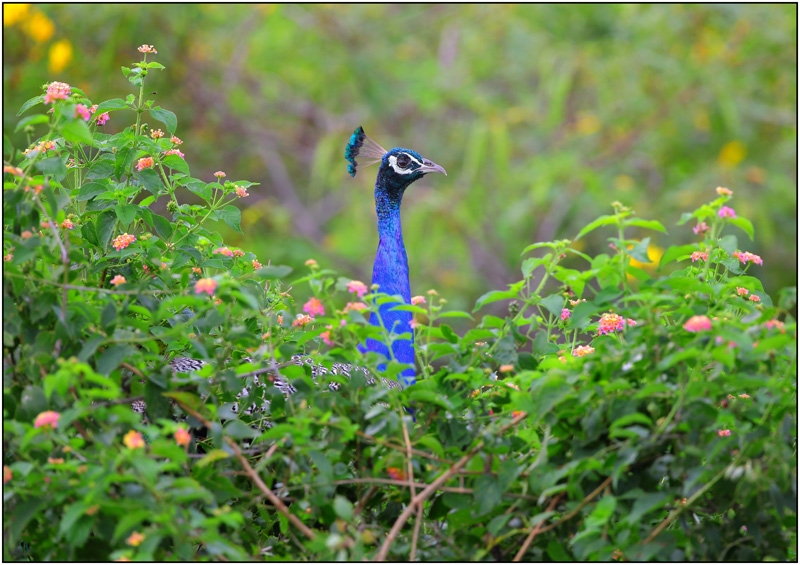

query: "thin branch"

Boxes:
[375, 440, 485, 561]
[513, 493, 564, 561]
[534, 475, 613, 537]
[176, 403, 317, 542]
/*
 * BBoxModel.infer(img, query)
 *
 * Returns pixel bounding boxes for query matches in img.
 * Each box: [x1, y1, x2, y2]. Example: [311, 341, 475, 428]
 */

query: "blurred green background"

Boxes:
[4, 4, 797, 314]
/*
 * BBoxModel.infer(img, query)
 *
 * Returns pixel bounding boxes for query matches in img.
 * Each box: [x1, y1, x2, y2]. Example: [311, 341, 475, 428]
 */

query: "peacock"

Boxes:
[137, 127, 446, 418]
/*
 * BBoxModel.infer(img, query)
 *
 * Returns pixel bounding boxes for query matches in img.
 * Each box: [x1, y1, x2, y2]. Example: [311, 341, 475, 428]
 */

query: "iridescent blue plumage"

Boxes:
[345, 127, 446, 388]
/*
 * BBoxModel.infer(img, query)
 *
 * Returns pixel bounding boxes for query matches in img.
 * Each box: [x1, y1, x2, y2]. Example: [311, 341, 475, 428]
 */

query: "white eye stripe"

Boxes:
[387, 153, 423, 175]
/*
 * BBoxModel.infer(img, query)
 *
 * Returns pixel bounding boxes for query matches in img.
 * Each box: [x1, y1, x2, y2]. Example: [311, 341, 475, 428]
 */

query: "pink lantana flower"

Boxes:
[174, 427, 191, 447]
[213, 247, 234, 257]
[343, 302, 368, 313]
[214, 171, 226, 179]
[75, 104, 91, 121]
[683, 315, 712, 333]
[34, 410, 61, 429]
[110, 275, 127, 286]
[717, 429, 731, 437]
[170, 136, 183, 145]
[195, 278, 218, 296]
[690, 251, 708, 262]
[163, 149, 184, 159]
[136, 157, 154, 171]
[138, 44, 157, 54]
[748, 294, 761, 303]
[347, 280, 369, 297]
[292, 314, 313, 327]
[303, 297, 325, 317]
[96, 112, 110, 125]
[44, 81, 71, 104]
[597, 313, 625, 335]
[320, 327, 334, 346]
[718, 206, 737, 219]
[234, 185, 249, 198]
[716, 186, 732, 196]
[61, 219, 75, 230]
[764, 320, 785, 332]
[692, 221, 710, 235]
[573, 345, 595, 357]
[561, 308, 571, 321]
[150, 129, 164, 139]
[112, 233, 136, 251]
[732, 251, 763, 266]
[123, 430, 145, 449]
[252, 259, 262, 269]
[411, 295, 426, 305]
[3, 466, 11, 484]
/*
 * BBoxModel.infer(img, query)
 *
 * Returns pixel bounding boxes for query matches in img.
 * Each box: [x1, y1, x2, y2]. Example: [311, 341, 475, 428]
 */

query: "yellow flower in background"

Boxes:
[718, 140, 747, 168]
[48, 39, 72, 73]
[628, 243, 664, 276]
[21, 7, 54, 42]
[3, 3, 30, 26]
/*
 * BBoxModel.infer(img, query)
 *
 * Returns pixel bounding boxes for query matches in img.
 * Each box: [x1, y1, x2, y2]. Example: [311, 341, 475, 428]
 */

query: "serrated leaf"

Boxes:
[134, 168, 164, 194]
[658, 244, 699, 269]
[14, 114, 49, 133]
[149, 106, 177, 133]
[61, 120, 94, 145]
[540, 293, 564, 317]
[256, 265, 292, 279]
[94, 98, 131, 113]
[114, 204, 138, 227]
[35, 155, 67, 180]
[574, 214, 618, 241]
[152, 213, 173, 240]
[439, 324, 459, 343]
[17, 95, 45, 116]
[728, 217, 755, 241]
[626, 218, 668, 234]
[76, 181, 110, 201]
[217, 204, 242, 233]
[162, 154, 189, 175]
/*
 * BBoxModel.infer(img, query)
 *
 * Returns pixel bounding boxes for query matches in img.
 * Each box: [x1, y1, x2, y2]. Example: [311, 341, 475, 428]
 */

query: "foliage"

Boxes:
[2, 4, 797, 315]
[3, 47, 796, 562]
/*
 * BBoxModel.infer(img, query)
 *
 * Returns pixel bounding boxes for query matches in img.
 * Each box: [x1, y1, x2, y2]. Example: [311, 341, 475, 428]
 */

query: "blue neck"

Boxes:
[362, 186, 416, 387]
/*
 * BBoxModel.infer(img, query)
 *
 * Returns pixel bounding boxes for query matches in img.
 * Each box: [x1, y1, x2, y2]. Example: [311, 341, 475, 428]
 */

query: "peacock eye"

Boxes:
[396, 154, 411, 168]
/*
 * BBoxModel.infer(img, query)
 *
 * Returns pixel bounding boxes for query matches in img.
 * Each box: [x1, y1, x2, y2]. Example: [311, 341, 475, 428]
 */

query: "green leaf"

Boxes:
[94, 98, 131, 113]
[152, 213, 173, 240]
[17, 94, 45, 116]
[114, 204, 138, 227]
[728, 217, 755, 241]
[626, 218, 668, 234]
[473, 281, 525, 312]
[197, 449, 231, 468]
[540, 293, 564, 317]
[625, 492, 669, 525]
[223, 419, 259, 439]
[574, 214, 618, 241]
[149, 106, 177, 133]
[134, 168, 165, 194]
[61, 119, 94, 146]
[163, 154, 189, 175]
[14, 114, 49, 133]
[333, 496, 354, 521]
[217, 205, 242, 233]
[659, 244, 699, 268]
[96, 344, 134, 375]
[474, 474, 503, 515]
[440, 324, 459, 343]
[8, 498, 46, 546]
[256, 265, 293, 279]
[76, 181, 110, 201]
[585, 495, 616, 529]
[96, 209, 117, 249]
[35, 155, 67, 180]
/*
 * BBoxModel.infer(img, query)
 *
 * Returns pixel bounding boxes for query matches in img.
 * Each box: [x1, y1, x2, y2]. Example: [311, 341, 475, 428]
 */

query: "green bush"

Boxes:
[4, 46, 796, 561]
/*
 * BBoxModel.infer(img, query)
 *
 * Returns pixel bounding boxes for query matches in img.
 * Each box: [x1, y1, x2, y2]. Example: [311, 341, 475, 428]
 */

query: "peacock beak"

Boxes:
[419, 159, 447, 176]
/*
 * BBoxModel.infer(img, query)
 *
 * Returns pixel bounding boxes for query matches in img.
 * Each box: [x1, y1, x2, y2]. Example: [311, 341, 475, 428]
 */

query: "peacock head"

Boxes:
[345, 127, 446, 194]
